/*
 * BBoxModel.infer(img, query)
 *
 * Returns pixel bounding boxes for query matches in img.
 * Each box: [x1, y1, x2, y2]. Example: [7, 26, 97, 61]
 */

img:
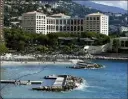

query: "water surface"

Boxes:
[1, 60, 127, 98]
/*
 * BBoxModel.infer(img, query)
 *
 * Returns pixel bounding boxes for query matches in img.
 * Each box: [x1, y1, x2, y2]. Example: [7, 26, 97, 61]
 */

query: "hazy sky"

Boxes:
[92, 1, 127, 10]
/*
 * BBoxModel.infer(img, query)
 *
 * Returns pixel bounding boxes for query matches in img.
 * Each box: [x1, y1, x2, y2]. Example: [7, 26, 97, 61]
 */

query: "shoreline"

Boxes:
[1, 57, 127, 67]
[91, 56, 128, 60]
[1, 53, 128, 66]
[1, 61, 73, 66]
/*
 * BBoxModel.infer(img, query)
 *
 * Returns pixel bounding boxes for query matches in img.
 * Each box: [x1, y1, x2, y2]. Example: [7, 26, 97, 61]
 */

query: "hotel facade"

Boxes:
[85, 13, 109, 35]
[21, 11, 109, 35]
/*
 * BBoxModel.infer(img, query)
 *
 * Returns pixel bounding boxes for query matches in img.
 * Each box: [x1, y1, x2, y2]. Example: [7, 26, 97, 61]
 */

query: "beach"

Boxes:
[1, 53, 128, 67]
[1, 61, 73, 66]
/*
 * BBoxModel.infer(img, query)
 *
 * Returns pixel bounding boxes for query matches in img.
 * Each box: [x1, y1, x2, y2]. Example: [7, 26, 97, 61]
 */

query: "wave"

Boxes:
[75, 79, 107, 92]
[75, 79, 89, 91]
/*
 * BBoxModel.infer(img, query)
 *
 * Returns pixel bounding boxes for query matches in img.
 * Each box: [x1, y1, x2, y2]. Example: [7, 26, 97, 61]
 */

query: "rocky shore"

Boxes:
[68, 64, 103, 69]
[1, 53, 128, 63]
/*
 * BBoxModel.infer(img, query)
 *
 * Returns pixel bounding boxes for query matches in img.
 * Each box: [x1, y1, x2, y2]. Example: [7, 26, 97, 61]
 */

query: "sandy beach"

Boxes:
[1, 61, 74, 66]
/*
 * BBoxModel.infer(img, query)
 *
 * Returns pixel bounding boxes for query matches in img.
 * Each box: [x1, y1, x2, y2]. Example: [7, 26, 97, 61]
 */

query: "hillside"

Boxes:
[54, 0, 101, 18]
[74, 1, 127, 14]
[4, 0, 128, 28]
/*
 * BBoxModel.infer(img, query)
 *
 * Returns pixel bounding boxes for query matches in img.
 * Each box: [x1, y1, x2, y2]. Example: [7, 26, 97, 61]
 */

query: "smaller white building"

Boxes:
[110, 37, 128, 52]
[119, 26, 128, 33]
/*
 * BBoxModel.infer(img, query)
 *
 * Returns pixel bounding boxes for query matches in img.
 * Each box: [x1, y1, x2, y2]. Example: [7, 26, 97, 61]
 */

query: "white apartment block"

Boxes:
[22, 11, 47, 34]
[85, 12, 109, 35]
[22, 11, 109, 35]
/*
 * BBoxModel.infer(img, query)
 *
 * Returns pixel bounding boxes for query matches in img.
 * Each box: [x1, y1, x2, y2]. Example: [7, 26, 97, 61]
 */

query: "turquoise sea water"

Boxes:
[1, 60, 128, 98]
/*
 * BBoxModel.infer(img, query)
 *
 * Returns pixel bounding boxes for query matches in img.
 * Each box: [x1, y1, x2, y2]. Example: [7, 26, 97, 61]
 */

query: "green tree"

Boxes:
[45, 4, 51, 8]
[0, 43, 8, 55]
[112, 39, 119, 53]
[36, 45, 48, 53]
[63, 45, 71, 54]
[18, 41, 26, 51]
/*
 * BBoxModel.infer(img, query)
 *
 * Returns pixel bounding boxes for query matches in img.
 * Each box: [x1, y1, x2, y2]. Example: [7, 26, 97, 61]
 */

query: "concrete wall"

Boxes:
[84, 43, 110, 54]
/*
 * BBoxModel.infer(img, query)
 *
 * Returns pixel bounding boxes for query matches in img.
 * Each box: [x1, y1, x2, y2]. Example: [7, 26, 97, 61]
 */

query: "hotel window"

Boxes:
[90, 17, 92, 20]
[64, 20, 66, 24]
[87, 17, 89, 20]
[64, 26, 66, 31]
[74, 20, 77, 25]
[71, 20, 73, 25]
[78, 20, 80, 24]
[97, 17, 99, 20]
[71, 26, 73, 31]
[93, 17, 96, 20]
[67, 26, 70, 31]
[78, 26, 80, 31]
[121, 41, 125, 47]
[56, 20, 58, 24]
[60, 20, 62, 24]
[125, 41, 128, 47]
[74, 26, 76, 31]
[60, 26, 63, 31]
[67, 20, 70, 24]
[81, 20, 83, 24]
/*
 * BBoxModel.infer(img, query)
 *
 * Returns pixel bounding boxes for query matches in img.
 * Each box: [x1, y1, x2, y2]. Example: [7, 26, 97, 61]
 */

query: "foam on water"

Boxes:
[75, 79, 89, 91]
[87, 86, 107, 90]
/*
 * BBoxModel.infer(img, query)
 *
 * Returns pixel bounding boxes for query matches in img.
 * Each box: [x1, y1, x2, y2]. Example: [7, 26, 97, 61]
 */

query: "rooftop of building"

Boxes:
[86, 12, 108, 16]
[23, 11, 45, 15]
[58, 37, 95, 41]
[50, 13, 71, 18]
[114, 37, 128, 40]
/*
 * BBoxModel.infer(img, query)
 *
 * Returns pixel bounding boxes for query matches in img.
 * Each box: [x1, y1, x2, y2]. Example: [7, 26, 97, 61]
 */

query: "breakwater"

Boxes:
[32, 75, 83, 92]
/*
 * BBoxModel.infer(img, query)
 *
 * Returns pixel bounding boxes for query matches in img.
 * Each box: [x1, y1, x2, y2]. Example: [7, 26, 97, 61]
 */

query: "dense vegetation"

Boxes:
[0, 43, 8, 55]
[4, 28, 110, 54]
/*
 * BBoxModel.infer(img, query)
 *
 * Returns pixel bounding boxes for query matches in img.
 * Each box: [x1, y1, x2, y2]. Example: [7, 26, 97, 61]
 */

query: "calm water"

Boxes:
[1, 60, 128, 98]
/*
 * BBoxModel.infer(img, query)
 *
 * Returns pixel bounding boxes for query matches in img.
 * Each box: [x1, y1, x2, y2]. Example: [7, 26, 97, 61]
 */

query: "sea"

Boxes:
[1, 60, 128, 98]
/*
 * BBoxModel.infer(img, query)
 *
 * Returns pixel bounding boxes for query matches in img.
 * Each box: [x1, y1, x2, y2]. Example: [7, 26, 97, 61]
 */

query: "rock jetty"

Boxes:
[32, 75, 83, 92]
[67, 61, 103, 69]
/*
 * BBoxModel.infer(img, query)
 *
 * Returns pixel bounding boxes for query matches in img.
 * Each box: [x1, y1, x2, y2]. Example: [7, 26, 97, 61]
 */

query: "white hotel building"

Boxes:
[85, 13, 109, 35]
[21, 11, 109, 35]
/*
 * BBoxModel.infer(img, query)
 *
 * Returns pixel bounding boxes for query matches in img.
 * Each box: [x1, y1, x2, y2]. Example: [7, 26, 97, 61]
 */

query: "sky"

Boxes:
[92, 1, 127, 10]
